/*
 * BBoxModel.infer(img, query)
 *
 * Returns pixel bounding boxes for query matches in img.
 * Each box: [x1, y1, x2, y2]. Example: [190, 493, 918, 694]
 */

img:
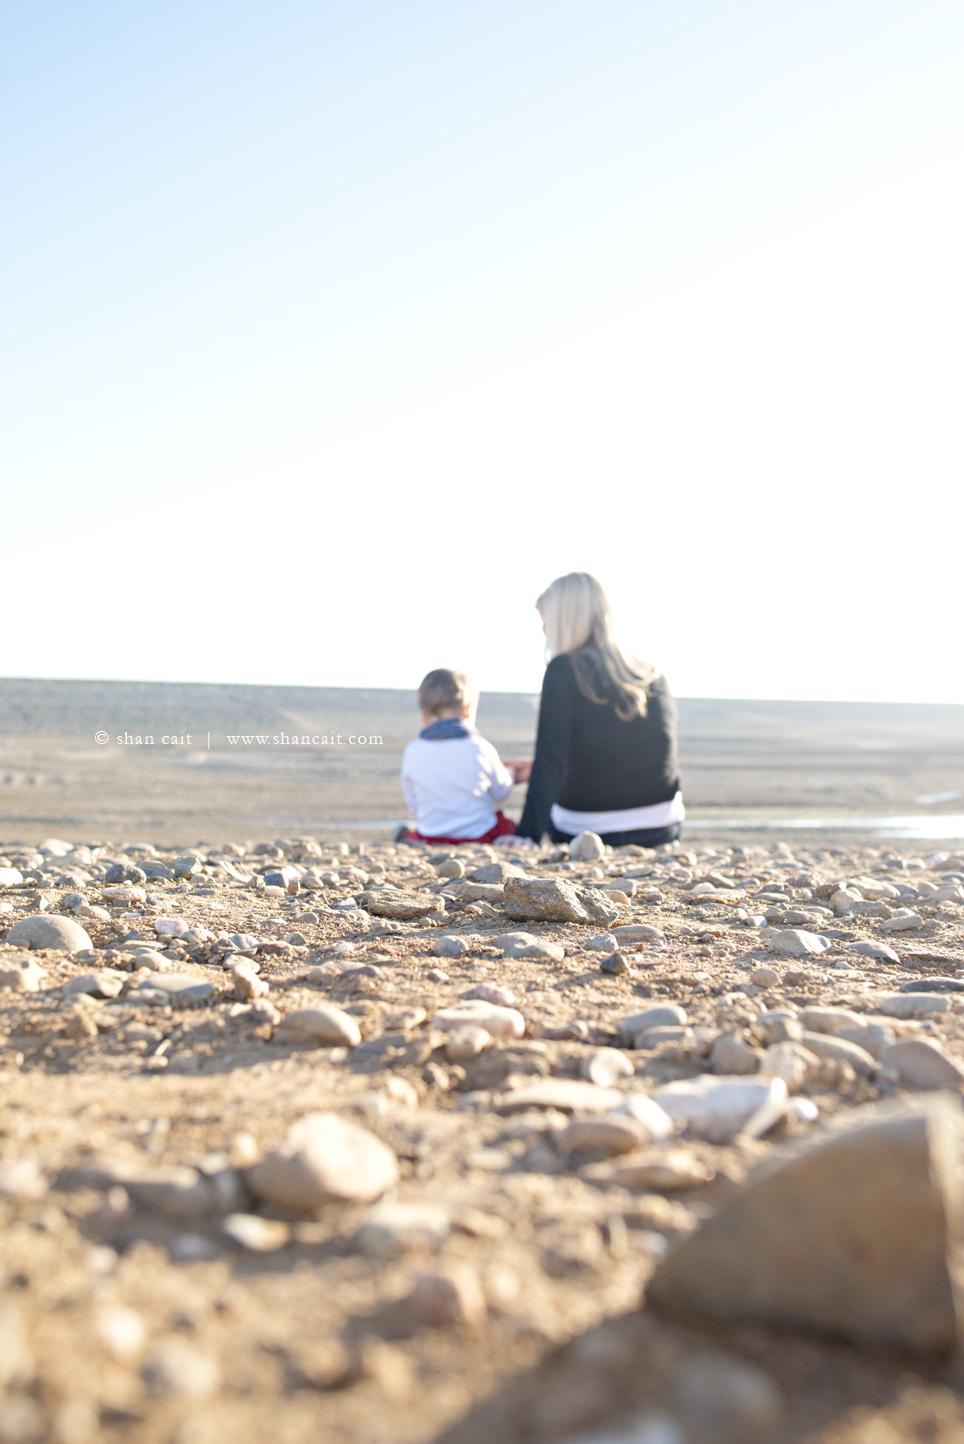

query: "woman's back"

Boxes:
[517, 649, 679, 840]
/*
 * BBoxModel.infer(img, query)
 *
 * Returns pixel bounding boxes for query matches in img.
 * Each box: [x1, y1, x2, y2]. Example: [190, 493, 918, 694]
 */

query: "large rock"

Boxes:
[247, 1112, 398, 1209]
[882, 1039, 964, 1090]
[503, 877, 592, 924]
[6, 915, 92, 953]
[647, 1096, 964, 1351]
[652, 1076, 788, 1143]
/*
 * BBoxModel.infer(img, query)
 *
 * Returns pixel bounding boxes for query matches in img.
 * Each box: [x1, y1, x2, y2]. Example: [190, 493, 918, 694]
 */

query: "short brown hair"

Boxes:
[418, 668, 476, 718]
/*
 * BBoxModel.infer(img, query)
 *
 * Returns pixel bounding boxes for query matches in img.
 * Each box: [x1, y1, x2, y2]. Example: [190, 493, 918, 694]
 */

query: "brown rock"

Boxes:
[647, 1096, 964, 1351]
[503, 876, 592, 924]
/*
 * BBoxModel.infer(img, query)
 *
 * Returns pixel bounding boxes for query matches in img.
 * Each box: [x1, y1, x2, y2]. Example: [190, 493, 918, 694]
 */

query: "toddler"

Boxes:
[398, 669, 523, 845]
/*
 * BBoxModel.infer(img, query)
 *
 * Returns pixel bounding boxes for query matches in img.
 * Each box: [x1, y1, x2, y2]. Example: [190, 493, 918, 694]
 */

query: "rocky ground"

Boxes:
[2, 831, 964, 1443]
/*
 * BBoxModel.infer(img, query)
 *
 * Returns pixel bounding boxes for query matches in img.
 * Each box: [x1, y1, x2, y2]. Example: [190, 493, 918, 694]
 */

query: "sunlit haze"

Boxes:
[2, 2, 962, 702]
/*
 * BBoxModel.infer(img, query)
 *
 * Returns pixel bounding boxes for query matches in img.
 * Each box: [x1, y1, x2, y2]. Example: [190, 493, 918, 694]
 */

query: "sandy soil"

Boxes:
[2, 829, 964, 1442]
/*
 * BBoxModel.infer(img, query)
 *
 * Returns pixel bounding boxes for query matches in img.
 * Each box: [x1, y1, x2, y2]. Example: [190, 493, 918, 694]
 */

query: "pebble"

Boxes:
[877, 993, 951, 1018]
[143, 1339, 220, 1400]
[433, 1000, 525, 1038]
[610, 924, 665, 943]
[94, 1305, 146, 1360]
[222, 1213, 290, 1251]
[497, 1079, 625, 1113]
[580, 1047, 635, 1087]
[601, 951, 631, 975]
[586, 932, 620, 953]
[557, 1116, 648, 1156]
[131, 974, 215, 1005]
[709, 1035, 761, 1075]
[799, 1031, 877, 1077]
[587, 1149, 713, 1191]
[272, 1005, 362, 1046]
[880, 910, 925, 932]
[569, 831, 605, 861]
[468, 982, 516, 1006]
[153, 917, 189, 937]
[766, 929, 832, 956]
[247, 1112, 399, 1209]
[436, 858, 465, 878]
[835, 1021, 894, 1058]
[759, 1040, 820, 1092]
[5, 914, 93, 953]
[899, 975, 964, 993]
[63, 969, 126, 1000]
[880, 1038, 964, 1088]
[433, 934, 470, 959]
[469, 861, 525, 884]
[845, 940, 900, 962]
[619, 1005, 687, 1042]
[652, 1075, 789, 1143]
[355, 1201, 450, 1257]
[800, 1006, 864, 1035]
[408, 1264, 487, 1327]
[0, 953, 48, 992]
[0, 867, 24, 886]
[445, 1026, 491, 1062]
[750, 966, 779, 987]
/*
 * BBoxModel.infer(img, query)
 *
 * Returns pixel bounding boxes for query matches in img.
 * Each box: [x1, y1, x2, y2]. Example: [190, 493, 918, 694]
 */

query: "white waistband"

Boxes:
[550, 791, 685, 837]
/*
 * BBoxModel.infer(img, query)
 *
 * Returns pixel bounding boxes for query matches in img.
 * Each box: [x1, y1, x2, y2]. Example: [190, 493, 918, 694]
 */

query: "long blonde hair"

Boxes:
[537, 572, 658, 720]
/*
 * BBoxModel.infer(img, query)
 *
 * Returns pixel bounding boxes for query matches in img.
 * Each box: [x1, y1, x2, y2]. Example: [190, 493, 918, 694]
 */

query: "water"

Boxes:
[686, 815, 964, 840]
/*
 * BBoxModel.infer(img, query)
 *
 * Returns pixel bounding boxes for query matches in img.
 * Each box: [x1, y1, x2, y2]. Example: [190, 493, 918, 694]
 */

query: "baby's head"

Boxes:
[418, 668, 477, 727]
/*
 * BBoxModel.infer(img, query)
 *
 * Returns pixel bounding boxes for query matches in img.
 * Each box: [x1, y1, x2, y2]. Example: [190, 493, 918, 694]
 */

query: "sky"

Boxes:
[2, 1, 962, 703]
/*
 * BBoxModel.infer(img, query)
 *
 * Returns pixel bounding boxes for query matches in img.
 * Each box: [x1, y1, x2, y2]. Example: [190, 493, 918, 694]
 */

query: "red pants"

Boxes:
[406, 810, 516, 847]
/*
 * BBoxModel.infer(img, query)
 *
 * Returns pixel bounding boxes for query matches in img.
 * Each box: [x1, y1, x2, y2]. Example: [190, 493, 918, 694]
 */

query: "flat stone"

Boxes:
[0, 952, 48, 992]
[619, 1005, 687, 1042]
[222, 1213, 290, 1251]
[432, 935, 470, 959]
[845, 940, 901, 962]
[63, 969, 126, 1000]
[570, 831, 605, 861]
[878, 993, 951, 1018]
[556, 1117, 648, 1156]
[610, 925, 666, 943]
[132, 974, 215, 1004]
[881, 1039, 964, 1089]
[652, 1076, 789, 1143]
[581, 1048, 634, 1087]
[433, 1000, 524, 1038]
[766, 929, 832, 957]
[247, 1112, 398, 1209]
[801, 1007, 864, 1035]
[585, 1148, 714, 1191]
[709, 1035, 761, 1075]
[880, 911, 925, 932]
[799, 1031, 877, 1077]
[647, 1096, 964, 1351]
[5, 915, 92, 953]
[273, 1006, 361, 1046]
[835, 1022, 895, 1059]
[355, 1201, 450, 1257]
[497, 1079, 625, 1113]
[900, 976, 964, 993]
[503, 877, 591, 924]
[361, 892, 444, 921]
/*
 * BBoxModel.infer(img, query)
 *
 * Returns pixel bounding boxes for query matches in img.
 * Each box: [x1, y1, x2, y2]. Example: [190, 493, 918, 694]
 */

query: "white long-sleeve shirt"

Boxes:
[400, 731, 515, 839]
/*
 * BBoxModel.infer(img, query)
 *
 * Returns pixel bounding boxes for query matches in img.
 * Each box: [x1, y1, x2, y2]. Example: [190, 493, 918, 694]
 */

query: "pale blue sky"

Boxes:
[3, 3, 962, 700]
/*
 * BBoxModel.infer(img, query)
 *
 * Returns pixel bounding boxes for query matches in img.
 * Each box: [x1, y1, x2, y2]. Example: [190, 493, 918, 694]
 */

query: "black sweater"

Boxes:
[516, 652, 680, 842]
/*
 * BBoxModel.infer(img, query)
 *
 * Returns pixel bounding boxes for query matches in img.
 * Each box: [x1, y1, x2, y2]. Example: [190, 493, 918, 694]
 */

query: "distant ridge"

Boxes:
[1, 677, 963, 741]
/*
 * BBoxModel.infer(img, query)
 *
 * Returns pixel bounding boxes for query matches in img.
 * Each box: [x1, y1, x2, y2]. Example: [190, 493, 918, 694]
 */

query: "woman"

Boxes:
[513, 573, 683, 848]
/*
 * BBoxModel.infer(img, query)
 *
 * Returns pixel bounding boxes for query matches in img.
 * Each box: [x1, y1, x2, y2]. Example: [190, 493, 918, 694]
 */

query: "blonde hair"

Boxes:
[537, 573, 658, 720]
[418, 668, 476, 718]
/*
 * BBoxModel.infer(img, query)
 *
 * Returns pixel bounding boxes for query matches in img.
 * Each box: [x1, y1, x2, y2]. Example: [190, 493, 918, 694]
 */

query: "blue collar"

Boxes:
[420, 718, 473, 740]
